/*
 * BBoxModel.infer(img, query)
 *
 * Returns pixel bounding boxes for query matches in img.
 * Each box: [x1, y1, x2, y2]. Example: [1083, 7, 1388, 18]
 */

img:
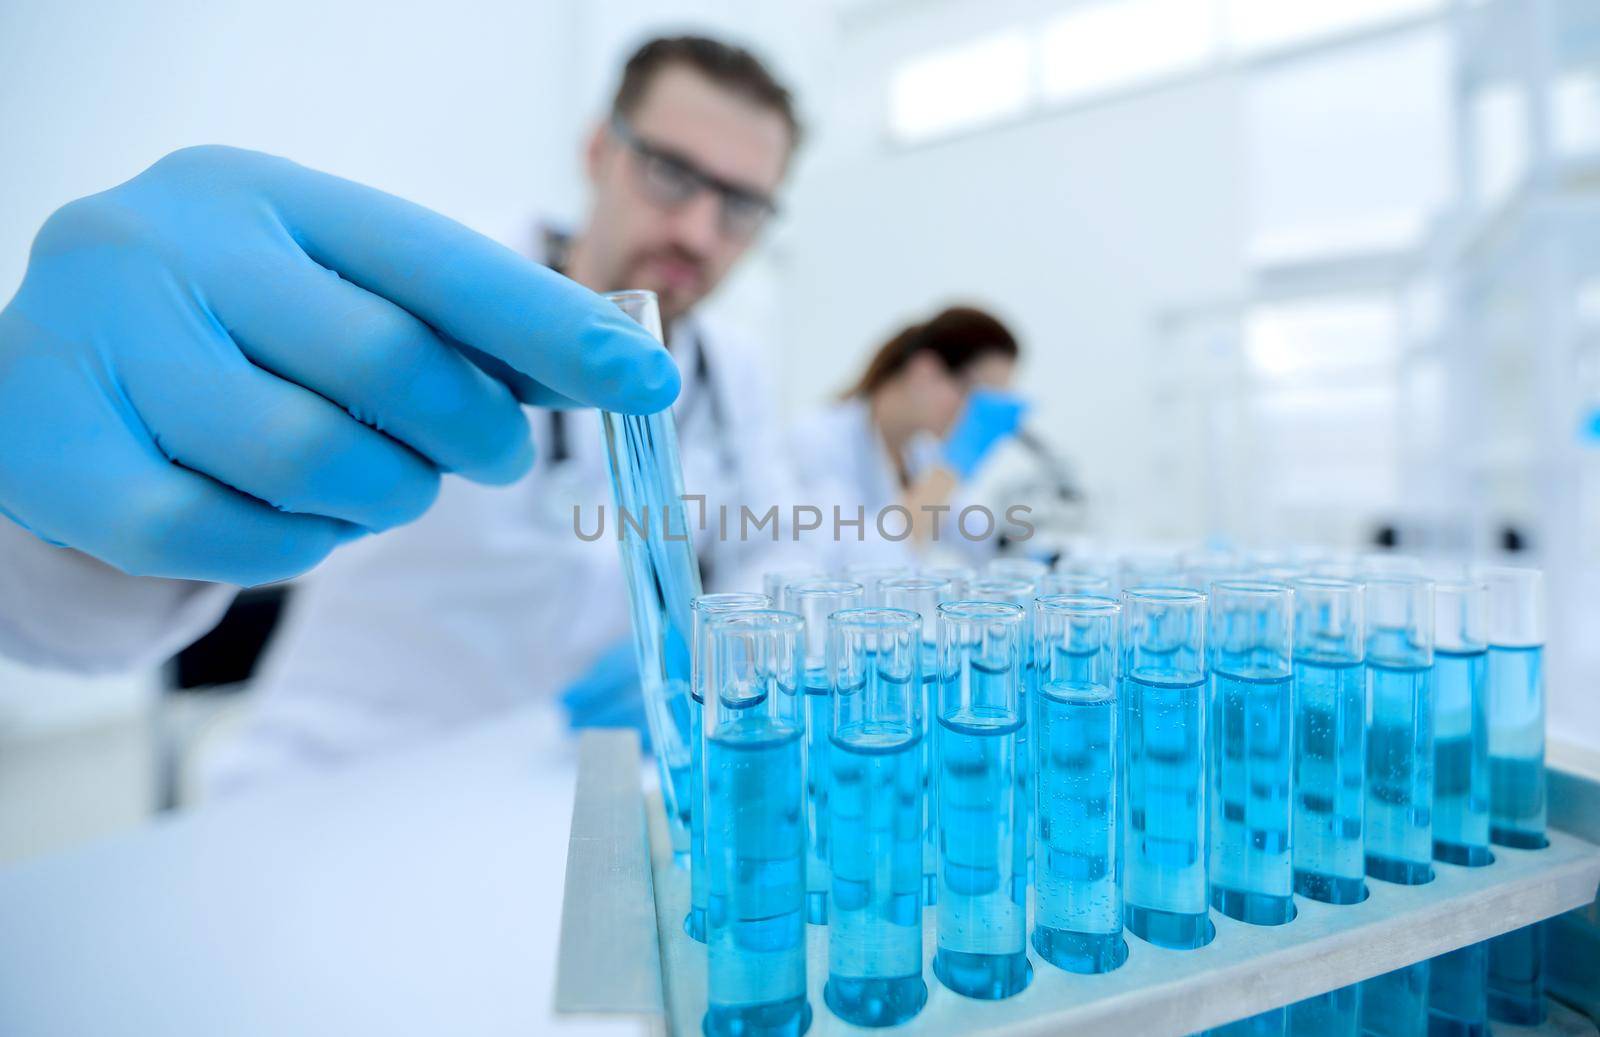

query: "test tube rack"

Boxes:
[555, 730, 1600, 1037]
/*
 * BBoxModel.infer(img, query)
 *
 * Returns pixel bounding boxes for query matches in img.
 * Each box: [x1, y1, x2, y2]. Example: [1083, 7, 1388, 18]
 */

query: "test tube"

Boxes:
[1290, 578, 1368, 906]
[764, 565, 824, 608]
[687, 592, 771, 943]
[1364, 576, 1436, 886]
[1041, 572, 1113, 596]
[1117, 551, 1185, 595]
[702, 611, 810, 1037]
[1360, 961, 1430, 1037]
[881, 575, 955, 906]
[986, 556, 1049, 585]
[825, 608, 927, 1027]
[1288, 984, 1361, 1037]
[1479, 566, 1548, 1027]
[920, 565, 974, 598]
[1432, 580, 1491, 867]
[1428, 943, 1489, 1037]
[970, 576, 1037, 903]
[1032, 595, 1127, 974]
[787, 578, 866, 924]
[1121, 587, 1213, 950]
[933, 601, 1032, 999]
[1208, 581, 1296, 925]
[844, 563, 913, 606]
[599, 290, 703, 863]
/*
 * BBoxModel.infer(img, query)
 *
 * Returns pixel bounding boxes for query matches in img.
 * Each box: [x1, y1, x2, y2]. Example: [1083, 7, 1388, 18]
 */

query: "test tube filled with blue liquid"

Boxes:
[1480, 566, 1548, 1026]
[934, 600, 1032, 999]
[1032, 594, 1127, 974]
[881, 575, 955, 906]
[786, 578, 865, 924]
[1359, 961, 1429, 1037]
[1208, 581, 1295, 925]
[970, 576, 1038, 904]
[825, 607, 927, 1027]
[1291, 577, 1367, 906]
[1429, 943, 1489, 1037]
[1364, 576, 1435, 886]
[1432, 580, 1491, 867]
[1288, 984, 1360, 1037]
[763, 566, 823, 610]
[599, 290, 703, 863]
[687, 592, 771, 943]
[702, 610, 810, 1037]
[1121, 587, 1214, 950]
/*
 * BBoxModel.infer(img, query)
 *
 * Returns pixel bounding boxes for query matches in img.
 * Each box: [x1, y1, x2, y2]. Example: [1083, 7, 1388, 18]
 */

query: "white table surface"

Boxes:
[0, 702, 648, 1036]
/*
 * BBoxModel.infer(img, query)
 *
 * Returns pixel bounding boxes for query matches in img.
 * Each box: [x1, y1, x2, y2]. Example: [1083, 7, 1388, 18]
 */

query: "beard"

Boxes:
[619, 247, 709, 324]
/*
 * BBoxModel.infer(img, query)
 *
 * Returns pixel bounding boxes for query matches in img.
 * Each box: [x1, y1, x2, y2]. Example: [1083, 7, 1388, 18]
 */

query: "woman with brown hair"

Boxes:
[791, 304, 1027, 565]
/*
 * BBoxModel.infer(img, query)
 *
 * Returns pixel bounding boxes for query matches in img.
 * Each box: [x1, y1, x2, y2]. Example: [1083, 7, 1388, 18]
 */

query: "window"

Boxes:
[1038, 0, 1220, 104]
[1223, 0, 1443, 55]
[887, 31, 1032, 145]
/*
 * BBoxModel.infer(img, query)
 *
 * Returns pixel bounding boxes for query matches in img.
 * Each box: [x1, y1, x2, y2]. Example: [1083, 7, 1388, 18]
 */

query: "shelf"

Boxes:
[557, 731, 1600, 1036]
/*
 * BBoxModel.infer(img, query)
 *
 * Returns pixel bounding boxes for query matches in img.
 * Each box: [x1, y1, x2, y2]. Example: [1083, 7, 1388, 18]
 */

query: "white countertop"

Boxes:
[0, 703, 646, 1036]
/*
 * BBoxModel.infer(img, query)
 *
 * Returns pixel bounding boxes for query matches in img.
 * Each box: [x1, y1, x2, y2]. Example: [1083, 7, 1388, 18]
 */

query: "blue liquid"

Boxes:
[1289, 984, 1359, 1037]
[1123, 671, 1214, 949]
[1432, 648, 1490, 867]
[1488, 922, 1546, 1025]
[1360, 961, 1428, 1037]
[1209, 669, 1294, 925]
[601, 409, 703, 860]
[826, 718, 926, 1027]
[1013, 678, 1033, 905]
[1428, 943, 1487, 1036]
[1206, 1008, 1285, 1036]
[804, 671, 831, 924]
[1487, 645, 1546, 849]
[934, 692, 1031, 999]
[1365, 662, 1434, 885]
[1485, 650, 1547, 1028]
[1292, 657, 1367, 904]
[920, 646, 938, 906]
[704, 717, 809, 1037]
[688, 695, 707, 941]
[1034, 676, 1126, 973]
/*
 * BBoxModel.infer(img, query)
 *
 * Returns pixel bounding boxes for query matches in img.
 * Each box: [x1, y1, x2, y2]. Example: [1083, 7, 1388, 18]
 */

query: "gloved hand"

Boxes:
[560, 640, 649, 742]
[0, 145, 680, 586]
[941, 388, 1028, 480]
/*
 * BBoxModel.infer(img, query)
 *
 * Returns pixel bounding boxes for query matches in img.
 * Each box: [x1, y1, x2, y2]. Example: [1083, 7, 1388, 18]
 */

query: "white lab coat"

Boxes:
[0, 313, 813, 793]
[788, 397, 995, 573]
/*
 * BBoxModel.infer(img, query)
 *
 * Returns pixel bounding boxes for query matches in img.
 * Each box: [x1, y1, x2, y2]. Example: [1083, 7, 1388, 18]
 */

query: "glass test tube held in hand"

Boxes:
[1363, 576, 1436, 886]
[702, 611, 810, 1037]
[1032, 595, 1128, 974]
[687, 592, 771, 943]
[599, 290, 703, 862]
[881, 576, 955, 906]
[1121, 588, 1214, 950]
[1208, 581, 1296, 925]
[1481, 567, 1548, 1027]
[1290, 578, 1369, 906]
[933, 601, 1032, 999]
[825, 608, 928, 1028]
[787, 578, 866, 925]
[1432, 580, 1492, 867]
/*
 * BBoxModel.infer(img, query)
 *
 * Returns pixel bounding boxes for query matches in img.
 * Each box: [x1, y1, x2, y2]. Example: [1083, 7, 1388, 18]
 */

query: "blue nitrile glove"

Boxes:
[0, 145, 680, 586]
[941, 388, 1029, 480]
[560, 641, 649, 743]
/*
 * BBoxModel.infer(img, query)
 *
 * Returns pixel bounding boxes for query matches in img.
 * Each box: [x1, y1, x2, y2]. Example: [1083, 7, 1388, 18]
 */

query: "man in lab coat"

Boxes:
[192, 36, 807, 791]
[0, 35, 805, 792]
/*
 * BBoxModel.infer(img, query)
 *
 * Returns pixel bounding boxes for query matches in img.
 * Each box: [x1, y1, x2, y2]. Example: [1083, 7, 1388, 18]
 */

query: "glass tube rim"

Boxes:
[601, 288, 658, 308]
[937, 599, 1025, 623]
[786, 577, 866, 600]
[1210, 578, 1292, 599]
[1036, 592, 1121, 616]
[707, 608, 803, 635]
[1122, 586, 1206, 605]
[1290, 575, 1362, 594]
[968, 575, 1037, 597]
[692, 591, 772, 614]
[830, 606, 921, 631]
[881, 575, 953, 593]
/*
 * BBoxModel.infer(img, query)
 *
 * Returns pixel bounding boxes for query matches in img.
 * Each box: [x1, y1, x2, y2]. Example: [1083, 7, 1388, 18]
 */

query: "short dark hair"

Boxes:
[612, 35, 802, 150]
